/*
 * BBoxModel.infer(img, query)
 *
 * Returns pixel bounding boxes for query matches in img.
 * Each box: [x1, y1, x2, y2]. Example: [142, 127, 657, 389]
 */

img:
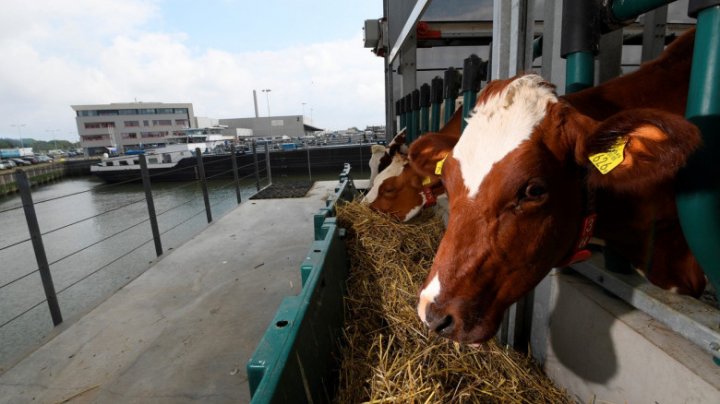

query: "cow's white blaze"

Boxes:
[417, 274, 441, 324]
[454, 75, 558, 198]
[363, 154, 407, 203]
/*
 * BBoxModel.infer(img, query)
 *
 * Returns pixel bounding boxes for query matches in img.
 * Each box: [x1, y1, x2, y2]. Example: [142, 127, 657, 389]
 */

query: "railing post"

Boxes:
[252, 140, 261, 191]
[231, 144, 242, 204]
[15, 169, 63, 326]
[195, 147, 213, 223]
[306, 143, 312, 181]
[139, 154, 163, 257]
[264, 142, 272, 186]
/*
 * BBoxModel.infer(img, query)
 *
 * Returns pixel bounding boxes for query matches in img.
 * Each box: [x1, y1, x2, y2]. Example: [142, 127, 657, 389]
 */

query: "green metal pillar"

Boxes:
[410, 89, 420, 143]
[461, 54, 484, 132]
[443, 67, 461, 125]
[398, 97, 406, 132]
[430, 76, 443, 132]
[677, 5, 720, 304]
[419, 83, 430, 135]
[566, 51, 595, 94]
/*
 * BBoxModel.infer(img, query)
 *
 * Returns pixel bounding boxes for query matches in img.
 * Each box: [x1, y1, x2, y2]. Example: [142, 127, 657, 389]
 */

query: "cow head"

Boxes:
[363, 107, 464, 221]
[412, 74, 701, 344]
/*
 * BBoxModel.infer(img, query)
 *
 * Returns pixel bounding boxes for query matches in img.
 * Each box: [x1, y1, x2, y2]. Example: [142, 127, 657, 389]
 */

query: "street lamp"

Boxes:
[302, 102, 306, 117]
[46, 129, 60, 152]
[261, 88, 272, 139]
[11, 124, 26, 148]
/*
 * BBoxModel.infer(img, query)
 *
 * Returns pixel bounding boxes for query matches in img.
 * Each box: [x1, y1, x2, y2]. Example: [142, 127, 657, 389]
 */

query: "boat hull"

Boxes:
[91, 144, 373, 183]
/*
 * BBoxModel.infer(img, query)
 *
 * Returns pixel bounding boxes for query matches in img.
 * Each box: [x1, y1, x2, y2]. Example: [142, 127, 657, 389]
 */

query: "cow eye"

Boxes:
[522, 180, 547, 200]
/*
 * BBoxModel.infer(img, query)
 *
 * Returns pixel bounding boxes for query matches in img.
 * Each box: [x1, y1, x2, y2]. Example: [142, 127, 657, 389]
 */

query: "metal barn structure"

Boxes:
[363, 0, 720, 401]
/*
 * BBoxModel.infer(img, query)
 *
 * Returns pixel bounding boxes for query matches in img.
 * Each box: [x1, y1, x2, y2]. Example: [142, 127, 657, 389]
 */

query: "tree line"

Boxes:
[0, 138, 80, 152]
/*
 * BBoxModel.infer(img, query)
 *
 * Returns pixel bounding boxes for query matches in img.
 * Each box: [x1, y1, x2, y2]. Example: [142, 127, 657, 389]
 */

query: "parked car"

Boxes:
[1, 159, 16, 168]
[0, 162, 7, 170]
[36, 155, 53, 163]
[11, 158, 31, 166]
[22, 156, 39, 164]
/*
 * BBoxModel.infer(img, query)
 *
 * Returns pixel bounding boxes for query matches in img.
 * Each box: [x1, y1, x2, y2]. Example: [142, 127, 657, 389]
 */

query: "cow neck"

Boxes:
[557, 168, 597, 267]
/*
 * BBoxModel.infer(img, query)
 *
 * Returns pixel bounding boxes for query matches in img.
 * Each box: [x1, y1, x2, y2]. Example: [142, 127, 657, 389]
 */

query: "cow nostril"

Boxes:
[432, 314, 454, 335]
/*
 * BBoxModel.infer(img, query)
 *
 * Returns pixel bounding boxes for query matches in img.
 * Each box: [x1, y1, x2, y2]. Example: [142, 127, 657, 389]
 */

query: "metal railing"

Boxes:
[0, 146, 272, 369]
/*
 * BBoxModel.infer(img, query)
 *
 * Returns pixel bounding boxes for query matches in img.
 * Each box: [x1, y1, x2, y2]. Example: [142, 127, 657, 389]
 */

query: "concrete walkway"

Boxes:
[0, 180, 356, 403]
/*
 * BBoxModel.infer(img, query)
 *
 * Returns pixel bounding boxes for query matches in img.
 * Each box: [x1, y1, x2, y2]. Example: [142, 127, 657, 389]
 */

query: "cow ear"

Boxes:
[408, 132, 457, 179]
[579, 109, 701, 193]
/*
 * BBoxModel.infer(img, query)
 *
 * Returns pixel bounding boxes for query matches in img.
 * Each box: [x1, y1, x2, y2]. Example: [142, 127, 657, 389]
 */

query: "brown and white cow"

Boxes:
[363, 107, 463, 220]
[411, 40, 705, 343]
[365, 29, 696, 224]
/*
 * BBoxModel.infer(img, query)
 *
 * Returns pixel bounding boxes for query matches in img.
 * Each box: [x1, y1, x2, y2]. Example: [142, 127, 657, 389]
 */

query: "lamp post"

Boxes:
[302, 102, 306, 117]
[262, 88, 272, 137]
[11, 124, 26, 148]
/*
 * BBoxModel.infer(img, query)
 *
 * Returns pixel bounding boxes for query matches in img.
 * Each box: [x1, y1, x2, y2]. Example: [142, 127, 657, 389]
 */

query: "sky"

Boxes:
[0, 0, 385, 142]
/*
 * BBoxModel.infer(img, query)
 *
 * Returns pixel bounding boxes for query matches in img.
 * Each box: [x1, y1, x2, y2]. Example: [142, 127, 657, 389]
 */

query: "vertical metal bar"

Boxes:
[231, 144, 241, 204]
[411, 89, 420, 142]
[195, 147, 212, 223]
[15, 170, 63, 326]
[306, 143, 312, 181]
[252, 140, 261, 191]
[139, 154, 163, 257]
[566, 51, 595, 93]
[265, 141, 272, 185]
[430, 76, 443, 132]
[677, 4, 720, 304]
[420, 83, 430, 135]
[443, 67, 461, 124]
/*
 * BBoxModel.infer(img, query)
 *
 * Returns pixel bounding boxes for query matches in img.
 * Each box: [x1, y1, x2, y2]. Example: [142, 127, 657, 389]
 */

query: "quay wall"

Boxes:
[0, 159, 99, 196]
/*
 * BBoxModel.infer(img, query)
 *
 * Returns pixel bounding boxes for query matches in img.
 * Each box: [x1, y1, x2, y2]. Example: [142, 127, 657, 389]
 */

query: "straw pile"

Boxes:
[335, 200, 571, 403]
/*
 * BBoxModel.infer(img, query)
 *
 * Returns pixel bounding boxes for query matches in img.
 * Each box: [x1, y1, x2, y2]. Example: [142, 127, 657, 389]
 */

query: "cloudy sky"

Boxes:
[0, 0, 384, 142]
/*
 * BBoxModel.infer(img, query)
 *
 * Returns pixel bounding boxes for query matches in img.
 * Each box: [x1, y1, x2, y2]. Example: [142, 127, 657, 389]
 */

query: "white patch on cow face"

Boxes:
[454, 75, 558, 198]
[403, 200, 423, 222]
[417, 274, 441, 324]
[362, 154, 406, 203]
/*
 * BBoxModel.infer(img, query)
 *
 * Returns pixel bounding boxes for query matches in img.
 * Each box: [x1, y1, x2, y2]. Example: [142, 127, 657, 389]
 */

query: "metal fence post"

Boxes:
[231, 144, 242, 204]
[139, 154, 163, 257]
[15, 169, 63, 326]
[195, 147, 213, 223]
[306, 143, 312, 181]
[252, 140, 261, 191]
[264, 142, 272, 186]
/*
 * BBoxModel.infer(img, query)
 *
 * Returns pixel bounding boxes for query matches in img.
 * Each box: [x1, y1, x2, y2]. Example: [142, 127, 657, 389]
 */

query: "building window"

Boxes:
[174, 108, 188, 114]
[81, 134, 110, 141]
[121, 133, 138, 139]
[97, 110, 119, 116]
[175, 119, 189, 127]
[139, 108, 156, 114]
[118, 109, 139, 115]
[143, 120, 150, 126]
[84, 122, 116, 129]
[152, 119, 172, 126]
[124, 121, 140, 127]
[79, 110, 98, 117]
[157, 108, 174, 114]
[141, 131, 168, 139]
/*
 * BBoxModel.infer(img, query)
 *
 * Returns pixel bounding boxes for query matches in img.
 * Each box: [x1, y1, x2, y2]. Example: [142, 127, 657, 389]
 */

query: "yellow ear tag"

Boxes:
[588, 138, 627, 175]
[434, 155, 448, 175]
[422, 176, 432, 186]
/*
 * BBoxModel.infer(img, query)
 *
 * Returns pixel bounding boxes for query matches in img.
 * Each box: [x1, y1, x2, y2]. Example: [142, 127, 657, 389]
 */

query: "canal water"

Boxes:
[0, 173, 331, 371]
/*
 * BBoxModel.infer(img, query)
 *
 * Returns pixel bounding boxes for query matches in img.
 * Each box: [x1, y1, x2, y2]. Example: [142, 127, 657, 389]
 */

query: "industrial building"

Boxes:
[71, 102, 196, 155]
[219, 115, 323, 142]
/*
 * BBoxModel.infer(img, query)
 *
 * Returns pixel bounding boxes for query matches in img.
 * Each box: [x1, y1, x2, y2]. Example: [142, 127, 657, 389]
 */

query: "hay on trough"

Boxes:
[334, 200, 571, 404]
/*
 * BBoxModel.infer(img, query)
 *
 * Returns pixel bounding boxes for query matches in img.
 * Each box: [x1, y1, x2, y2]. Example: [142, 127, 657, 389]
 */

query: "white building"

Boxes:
[71, 102, 195, 155]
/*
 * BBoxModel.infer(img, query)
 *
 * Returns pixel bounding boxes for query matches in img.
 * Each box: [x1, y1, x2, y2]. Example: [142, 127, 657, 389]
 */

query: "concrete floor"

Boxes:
[0, 180, 354, 404]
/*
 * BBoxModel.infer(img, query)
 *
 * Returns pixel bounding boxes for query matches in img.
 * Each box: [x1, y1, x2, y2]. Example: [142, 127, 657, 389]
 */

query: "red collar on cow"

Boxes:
[557, 213, 596, 266]
[421, 187, 437, 207]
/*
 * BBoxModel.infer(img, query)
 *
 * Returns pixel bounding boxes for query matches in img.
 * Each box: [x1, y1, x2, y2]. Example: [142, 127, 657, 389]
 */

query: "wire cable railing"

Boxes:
[0, 151, 272, 345]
